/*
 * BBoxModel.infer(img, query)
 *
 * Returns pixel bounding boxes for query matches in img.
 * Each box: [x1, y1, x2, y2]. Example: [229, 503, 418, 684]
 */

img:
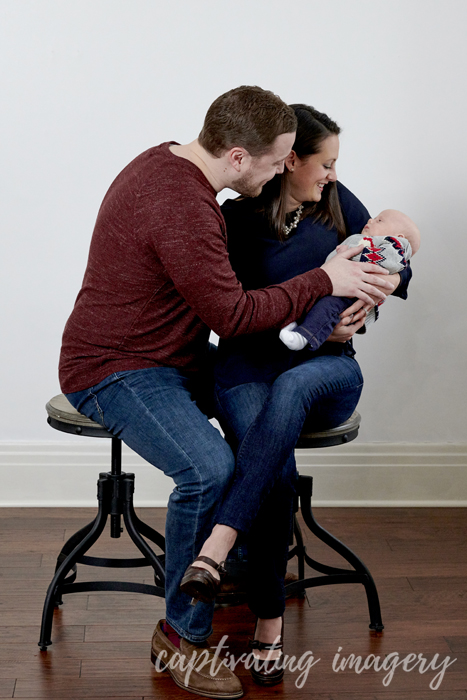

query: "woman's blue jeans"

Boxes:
[214, 352, 364, 620]
[65, 366, 235, 643]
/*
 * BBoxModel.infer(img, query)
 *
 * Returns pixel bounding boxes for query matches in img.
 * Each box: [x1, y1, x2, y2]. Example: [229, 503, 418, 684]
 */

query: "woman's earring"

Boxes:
[289, 167, 294, 172]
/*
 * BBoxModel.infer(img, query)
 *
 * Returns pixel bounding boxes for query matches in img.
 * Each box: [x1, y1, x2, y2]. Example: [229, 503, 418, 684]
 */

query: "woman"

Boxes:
[180, 105, 411, 685]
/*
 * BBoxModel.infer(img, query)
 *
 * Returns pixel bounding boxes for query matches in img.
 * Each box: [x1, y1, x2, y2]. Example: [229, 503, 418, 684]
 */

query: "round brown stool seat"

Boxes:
[297, 410, 361, 448]
[46, 393, 113, 437]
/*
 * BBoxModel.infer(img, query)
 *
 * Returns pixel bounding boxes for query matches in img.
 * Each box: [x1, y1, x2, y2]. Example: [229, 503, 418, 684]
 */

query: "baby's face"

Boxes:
[363, 210, 404, 238]
[362, 209, 421, 254]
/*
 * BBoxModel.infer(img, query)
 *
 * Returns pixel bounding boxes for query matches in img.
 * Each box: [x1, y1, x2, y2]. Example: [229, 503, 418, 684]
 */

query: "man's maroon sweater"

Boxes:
[59, 142, 332, 393]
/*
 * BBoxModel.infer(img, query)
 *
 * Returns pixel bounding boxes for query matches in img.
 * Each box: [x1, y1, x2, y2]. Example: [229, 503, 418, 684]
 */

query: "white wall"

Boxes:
[1, 0, 466, 503]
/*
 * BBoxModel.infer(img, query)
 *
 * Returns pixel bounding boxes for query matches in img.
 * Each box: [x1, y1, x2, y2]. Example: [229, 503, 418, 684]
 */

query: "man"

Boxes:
[59, 86, 392, 698]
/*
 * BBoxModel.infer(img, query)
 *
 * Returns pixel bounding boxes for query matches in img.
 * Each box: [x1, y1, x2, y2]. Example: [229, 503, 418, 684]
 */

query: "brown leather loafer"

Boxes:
[180, 556, 227, 604]
[151, 619, 243, 698]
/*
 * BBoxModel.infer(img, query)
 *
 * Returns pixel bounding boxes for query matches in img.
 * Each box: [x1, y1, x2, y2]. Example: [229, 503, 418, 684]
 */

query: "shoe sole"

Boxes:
[250, 670, 284, 687]
[151, 649, 243, 699]
[179, 578, 216, 604]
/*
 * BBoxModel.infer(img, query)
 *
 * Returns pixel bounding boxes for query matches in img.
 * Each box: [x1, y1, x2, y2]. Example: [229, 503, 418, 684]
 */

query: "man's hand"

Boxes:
[321, 244, 395, 306]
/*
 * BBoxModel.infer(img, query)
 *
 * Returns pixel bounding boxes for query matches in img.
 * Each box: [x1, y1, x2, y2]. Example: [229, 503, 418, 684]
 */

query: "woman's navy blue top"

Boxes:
[215, 182, 412, 388]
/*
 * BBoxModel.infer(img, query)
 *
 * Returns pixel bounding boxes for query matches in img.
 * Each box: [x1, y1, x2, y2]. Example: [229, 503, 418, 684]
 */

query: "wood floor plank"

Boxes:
[0, 657, 80, 680]
[0, 678, 15, 698]
[0, 530, 66, 546]
[0, 625, 84, 644]
[0, 555, 42, 568]
[0, 594, 88, 612]
[83, 625, 158, 643]
[85, 594, 166, 611]
[446, 637, 467, 653]
[0, 642, 149, 662]
[14, 677, 160, 698]
[407, 577, 467, 592]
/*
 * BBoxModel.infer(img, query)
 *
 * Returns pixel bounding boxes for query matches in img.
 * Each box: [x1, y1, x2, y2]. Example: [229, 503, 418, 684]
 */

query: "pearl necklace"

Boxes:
[283, 204, 304, 237]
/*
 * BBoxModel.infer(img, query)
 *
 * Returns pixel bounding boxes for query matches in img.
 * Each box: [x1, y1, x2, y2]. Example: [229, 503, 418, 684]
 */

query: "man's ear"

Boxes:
[228, 147, 249, 172]
[285, 150, 296, 172]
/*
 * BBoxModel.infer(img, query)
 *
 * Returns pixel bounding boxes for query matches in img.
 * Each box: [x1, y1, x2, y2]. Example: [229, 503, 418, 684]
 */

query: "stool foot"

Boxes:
[38, 498, 108, 650]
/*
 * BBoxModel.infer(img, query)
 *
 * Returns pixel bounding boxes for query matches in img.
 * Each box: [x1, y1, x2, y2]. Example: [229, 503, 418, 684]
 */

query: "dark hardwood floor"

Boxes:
[0, 506, 466, 699]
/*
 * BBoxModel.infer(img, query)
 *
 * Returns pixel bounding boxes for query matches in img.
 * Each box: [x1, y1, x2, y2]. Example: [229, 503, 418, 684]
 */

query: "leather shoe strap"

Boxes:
[249, 639, 283, 651]
[194, 555, 227, 577]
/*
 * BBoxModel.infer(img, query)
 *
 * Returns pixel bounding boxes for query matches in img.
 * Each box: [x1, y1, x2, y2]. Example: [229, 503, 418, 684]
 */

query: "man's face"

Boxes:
[231, 132, 295, 197]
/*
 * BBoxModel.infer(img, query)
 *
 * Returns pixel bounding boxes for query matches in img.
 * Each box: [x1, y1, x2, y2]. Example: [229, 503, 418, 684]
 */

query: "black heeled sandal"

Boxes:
[248, 618, 284, 686]
[180, 555, 227, 605]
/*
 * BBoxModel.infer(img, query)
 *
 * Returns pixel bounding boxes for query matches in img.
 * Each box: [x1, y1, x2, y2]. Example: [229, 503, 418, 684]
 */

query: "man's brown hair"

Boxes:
[199, 86, 297, 158]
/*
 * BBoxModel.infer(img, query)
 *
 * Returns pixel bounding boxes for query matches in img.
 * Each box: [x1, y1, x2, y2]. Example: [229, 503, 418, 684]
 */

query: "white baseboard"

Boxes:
[1, 441, 466, 507]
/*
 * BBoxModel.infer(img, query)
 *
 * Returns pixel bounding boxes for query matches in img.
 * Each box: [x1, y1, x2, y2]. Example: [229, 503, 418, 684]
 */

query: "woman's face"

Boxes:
[285, 134, 339, 211]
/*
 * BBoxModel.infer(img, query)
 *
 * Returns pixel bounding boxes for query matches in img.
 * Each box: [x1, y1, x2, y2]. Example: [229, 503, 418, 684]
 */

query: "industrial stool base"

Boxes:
[38, 398, 166, 651]
[286, 474, 384, 632]
[285, 411, 383, 632]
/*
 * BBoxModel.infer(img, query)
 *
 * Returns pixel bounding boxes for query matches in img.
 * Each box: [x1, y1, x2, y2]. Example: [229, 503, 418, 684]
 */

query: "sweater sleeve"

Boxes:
[141, 174, 332, 338]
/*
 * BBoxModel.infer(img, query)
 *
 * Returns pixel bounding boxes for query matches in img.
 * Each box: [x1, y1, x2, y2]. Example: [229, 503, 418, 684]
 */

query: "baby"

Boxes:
[280, 209, 421, 351]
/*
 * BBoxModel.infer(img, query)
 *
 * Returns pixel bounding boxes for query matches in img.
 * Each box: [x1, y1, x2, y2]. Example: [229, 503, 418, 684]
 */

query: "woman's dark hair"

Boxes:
[255, 104, 346, 241]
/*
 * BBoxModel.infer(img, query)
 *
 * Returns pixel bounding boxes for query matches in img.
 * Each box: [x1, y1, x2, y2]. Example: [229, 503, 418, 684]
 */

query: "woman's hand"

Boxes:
[327, 299, 367, 343]
[321, 244, 395, 306]
[387, 272, 401, 294]
[326, 271, 402, 343]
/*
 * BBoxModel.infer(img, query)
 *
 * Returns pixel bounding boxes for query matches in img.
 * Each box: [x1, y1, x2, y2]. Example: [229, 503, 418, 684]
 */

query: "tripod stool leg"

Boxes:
[293, 514, 306, 582]
[38, 478, 111, 650]
[131, 511, 166, 552]
[298, 475, 384, 631]
[121, 477, 166, 589]
[53, 520, 96, 603]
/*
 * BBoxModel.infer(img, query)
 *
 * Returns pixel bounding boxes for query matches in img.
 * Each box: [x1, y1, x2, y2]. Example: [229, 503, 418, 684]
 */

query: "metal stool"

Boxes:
[38, 394, 166, 650]
[285, 411, 384, 632]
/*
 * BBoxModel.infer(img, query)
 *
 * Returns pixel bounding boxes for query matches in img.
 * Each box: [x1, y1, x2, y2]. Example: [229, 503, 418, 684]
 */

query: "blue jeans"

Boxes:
[214, 352, 364, 619]
[295, 296, 352, 351]
[65, 365, 235, 643]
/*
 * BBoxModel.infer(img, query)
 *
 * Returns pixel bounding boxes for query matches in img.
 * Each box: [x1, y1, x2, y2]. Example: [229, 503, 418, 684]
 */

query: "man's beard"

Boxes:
[231, 172, 263, 198]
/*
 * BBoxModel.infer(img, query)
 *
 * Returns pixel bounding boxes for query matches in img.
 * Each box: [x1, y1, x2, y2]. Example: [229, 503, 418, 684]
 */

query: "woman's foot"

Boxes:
[251, 617, 283, 660]
[179, 525, 237, 604]
[180, 555, 227, 604]
[249, 617, 284, 686]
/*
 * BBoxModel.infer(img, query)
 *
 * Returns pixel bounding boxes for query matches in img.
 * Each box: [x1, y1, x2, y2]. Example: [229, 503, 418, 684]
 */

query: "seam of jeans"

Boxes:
[116, 374, 206, 553]
[88, 390, 107, 428]
[116, 375, 218, 638]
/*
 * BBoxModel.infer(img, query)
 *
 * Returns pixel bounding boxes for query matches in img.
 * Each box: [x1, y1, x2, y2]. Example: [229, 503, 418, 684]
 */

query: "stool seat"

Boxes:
[297, 410, 361, 448]
[46, 394, 112, 437]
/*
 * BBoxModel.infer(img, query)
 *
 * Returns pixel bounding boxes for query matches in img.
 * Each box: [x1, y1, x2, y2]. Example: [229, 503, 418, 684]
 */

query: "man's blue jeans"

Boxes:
[214, 352, 364, 619]
[65, 365, 235, 643]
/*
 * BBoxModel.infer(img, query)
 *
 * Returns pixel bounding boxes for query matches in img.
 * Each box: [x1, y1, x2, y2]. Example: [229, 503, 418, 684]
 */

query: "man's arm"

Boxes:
[151, 187, 393, 339]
